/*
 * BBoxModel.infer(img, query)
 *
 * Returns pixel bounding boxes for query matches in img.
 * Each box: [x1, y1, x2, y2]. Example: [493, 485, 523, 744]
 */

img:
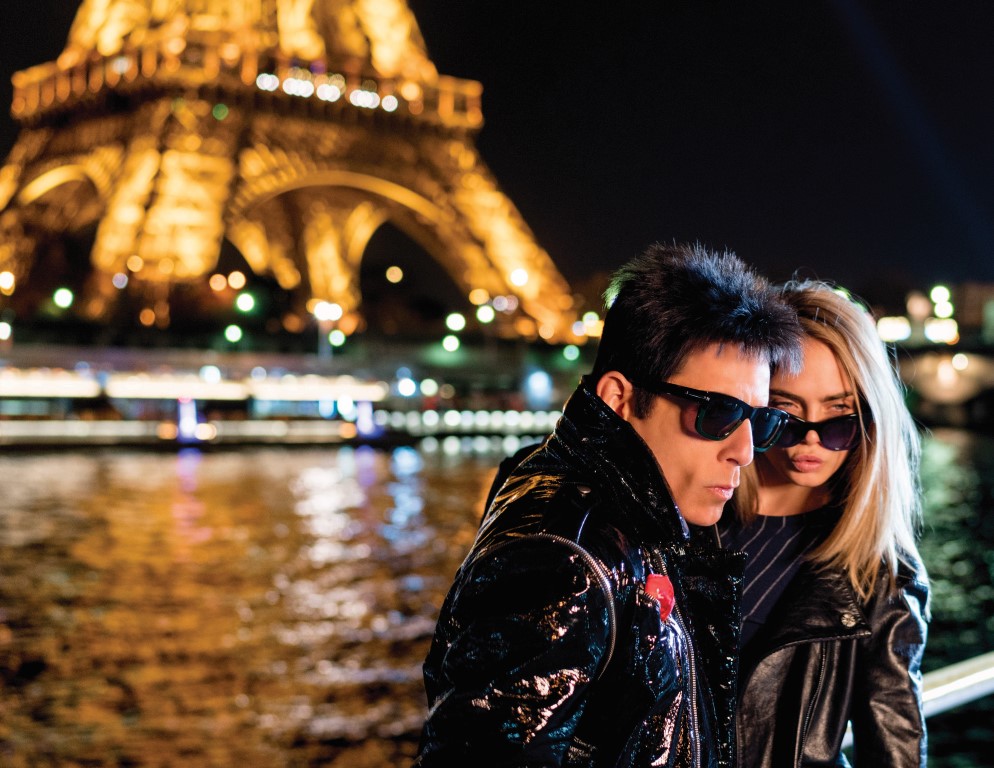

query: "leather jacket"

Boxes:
[734, 547, 930, 767]
[415, 383, 744, 767]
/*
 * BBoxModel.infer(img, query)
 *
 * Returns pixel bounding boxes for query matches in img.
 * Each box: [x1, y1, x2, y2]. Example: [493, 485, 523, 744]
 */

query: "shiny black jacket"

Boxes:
[735, 548, 930, 767]
[415, 384, 744, 767]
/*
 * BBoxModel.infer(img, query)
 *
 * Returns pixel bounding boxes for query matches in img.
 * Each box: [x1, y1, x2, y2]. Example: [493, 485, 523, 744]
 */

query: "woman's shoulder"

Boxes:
[863, 549, 930, 625]
[895, 549, 930, 610]
[886, 544, 929, 593]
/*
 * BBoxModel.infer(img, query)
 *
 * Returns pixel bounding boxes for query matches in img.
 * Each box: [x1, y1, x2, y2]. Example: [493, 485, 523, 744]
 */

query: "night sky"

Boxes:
[4, 2, 994, 310]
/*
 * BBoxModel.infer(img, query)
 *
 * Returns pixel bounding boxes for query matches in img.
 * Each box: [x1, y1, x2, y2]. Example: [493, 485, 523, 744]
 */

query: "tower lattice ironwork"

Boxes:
[0, 0, 580, 342]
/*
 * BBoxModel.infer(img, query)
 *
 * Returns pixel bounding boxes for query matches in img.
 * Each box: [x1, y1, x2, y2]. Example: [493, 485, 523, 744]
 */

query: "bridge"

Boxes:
[898, 345, 994, 429]
[1, 338, 993, 449]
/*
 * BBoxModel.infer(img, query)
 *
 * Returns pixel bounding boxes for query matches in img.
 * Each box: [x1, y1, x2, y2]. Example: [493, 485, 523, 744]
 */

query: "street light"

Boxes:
[445, 312, 466, 332]
[53, 287, 74, 309]
[235, 292, 256, 312]
[313, 301, 343, 359]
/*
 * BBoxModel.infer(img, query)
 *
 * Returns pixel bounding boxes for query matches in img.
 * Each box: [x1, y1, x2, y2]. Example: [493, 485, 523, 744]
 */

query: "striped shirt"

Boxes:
[717, 506, 839, 649]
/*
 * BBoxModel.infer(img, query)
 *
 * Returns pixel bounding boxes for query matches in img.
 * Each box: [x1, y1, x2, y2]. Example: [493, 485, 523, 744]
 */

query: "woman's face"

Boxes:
[762, 336, 856, 491]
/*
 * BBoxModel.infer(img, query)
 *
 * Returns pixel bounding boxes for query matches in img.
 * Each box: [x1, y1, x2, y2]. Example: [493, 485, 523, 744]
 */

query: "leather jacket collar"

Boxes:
[556, 379, 692, 546]
[741, 561, 870, 671]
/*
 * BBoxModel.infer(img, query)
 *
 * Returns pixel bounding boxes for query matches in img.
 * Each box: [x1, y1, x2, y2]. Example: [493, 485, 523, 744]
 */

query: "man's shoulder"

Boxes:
[484, 462, 651, 573]
[488, 462, 611, 536]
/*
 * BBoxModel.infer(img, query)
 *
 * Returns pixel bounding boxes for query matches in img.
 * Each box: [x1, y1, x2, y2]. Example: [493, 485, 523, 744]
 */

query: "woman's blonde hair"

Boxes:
[736, 280, 922, 599]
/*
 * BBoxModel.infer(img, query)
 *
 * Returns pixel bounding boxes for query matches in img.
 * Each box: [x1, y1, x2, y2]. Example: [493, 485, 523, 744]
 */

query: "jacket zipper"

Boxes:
[532, 533, 617, 679]
[796, 643, 827, 767]
[467, 534, 617, 680]
[651, 551, 701, 768]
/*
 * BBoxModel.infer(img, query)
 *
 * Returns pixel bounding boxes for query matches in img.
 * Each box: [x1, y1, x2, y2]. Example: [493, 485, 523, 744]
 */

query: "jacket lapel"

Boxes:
[744, 563, 870, 667]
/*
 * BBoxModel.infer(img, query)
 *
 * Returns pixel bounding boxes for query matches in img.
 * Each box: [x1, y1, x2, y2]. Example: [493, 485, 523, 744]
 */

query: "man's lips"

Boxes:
[707, 485, 736, 501]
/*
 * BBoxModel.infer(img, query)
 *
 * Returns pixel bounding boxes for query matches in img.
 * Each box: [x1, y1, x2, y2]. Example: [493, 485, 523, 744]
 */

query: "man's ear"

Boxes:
[596, 371, 637, 422]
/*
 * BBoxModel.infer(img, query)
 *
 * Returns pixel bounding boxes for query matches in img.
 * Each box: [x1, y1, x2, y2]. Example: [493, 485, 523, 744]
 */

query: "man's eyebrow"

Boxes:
[769, 388, 797, 399]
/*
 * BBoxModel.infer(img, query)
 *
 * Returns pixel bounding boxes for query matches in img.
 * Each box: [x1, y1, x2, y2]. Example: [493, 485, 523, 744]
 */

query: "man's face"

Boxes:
[626, 343, 771, 526]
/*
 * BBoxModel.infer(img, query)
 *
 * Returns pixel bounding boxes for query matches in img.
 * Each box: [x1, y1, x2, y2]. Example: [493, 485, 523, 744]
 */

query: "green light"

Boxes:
[235, 293, 256, 312]
[563, 344, 580, 361]
[445, 313, 466, 332]
[442, 335, 460, 352]
[476, 305, 495, 323]
[930, 285, 951, 304]
[53, 288, 74, 309]
[224, 325, 243, 343]
[329, 329, 346, 347]
[212, 103, 230, 121]
[935, 301, 954, 319]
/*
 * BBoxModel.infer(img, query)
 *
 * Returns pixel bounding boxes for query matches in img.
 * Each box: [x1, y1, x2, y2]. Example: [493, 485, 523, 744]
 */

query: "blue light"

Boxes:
[177, 398, 200, 443]
[524, 370, 553, 409]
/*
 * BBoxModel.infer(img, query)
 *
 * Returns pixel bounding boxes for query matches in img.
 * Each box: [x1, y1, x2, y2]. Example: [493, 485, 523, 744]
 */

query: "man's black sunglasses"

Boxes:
[775, 413, 865, 451]
[635, 381, 789, 452]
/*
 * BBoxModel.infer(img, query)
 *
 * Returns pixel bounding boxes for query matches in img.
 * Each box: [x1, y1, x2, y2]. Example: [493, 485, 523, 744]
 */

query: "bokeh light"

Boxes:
[53, 288, 74, 309]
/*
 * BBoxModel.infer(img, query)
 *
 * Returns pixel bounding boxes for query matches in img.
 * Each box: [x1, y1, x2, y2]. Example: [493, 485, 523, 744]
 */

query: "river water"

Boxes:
[0, 429, 991, 767]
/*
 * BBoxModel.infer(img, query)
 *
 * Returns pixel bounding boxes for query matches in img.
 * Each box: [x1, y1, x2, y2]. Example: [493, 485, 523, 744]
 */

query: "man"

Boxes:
[415, 243, 802, 767]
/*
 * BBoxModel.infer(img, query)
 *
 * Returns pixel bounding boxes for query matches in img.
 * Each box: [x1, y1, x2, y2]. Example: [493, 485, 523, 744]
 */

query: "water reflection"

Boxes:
[0, 431, 991, 767]
[919, 429, 994, 656]
[916, 429, 994, 767]
[0, 446, 492, 767]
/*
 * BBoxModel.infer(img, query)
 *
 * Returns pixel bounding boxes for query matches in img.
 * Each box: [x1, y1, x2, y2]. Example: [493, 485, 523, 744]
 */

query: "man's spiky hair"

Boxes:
[591, 242, 802, 415]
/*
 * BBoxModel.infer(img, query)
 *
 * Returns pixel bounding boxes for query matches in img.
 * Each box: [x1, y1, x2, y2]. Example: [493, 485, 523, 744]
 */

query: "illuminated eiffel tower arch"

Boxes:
[0, 0, 579, 342]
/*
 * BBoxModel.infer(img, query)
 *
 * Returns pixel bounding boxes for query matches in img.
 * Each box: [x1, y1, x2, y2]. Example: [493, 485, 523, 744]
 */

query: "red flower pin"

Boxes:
[645, 573, 675, 622]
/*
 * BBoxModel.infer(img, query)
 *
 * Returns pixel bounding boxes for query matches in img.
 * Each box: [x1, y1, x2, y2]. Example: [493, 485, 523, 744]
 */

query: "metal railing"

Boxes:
[842, 650, 994, 748]
[922, 650, 994, 717]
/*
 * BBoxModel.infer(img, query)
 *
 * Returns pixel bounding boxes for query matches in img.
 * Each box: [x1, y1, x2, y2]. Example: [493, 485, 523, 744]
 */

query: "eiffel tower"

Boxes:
[0, 0, 579, 343]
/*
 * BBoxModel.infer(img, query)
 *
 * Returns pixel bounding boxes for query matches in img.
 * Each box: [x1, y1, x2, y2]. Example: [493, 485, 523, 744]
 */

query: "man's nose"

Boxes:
[725, 419, 755, 467]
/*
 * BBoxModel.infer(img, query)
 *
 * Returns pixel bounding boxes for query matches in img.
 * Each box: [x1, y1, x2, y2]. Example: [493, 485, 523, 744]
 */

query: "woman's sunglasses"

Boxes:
[636, 381, 789, 452]
[775, 413, 864, 451]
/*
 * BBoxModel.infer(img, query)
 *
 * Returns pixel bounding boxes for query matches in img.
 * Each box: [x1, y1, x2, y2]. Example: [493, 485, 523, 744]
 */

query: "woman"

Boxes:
[719, 281, 930, 767]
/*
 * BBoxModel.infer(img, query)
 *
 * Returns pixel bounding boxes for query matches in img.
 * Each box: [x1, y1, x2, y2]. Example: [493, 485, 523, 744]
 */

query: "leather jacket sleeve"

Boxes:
[849, 564, 930, 766]
[416, 536, 613, 767]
